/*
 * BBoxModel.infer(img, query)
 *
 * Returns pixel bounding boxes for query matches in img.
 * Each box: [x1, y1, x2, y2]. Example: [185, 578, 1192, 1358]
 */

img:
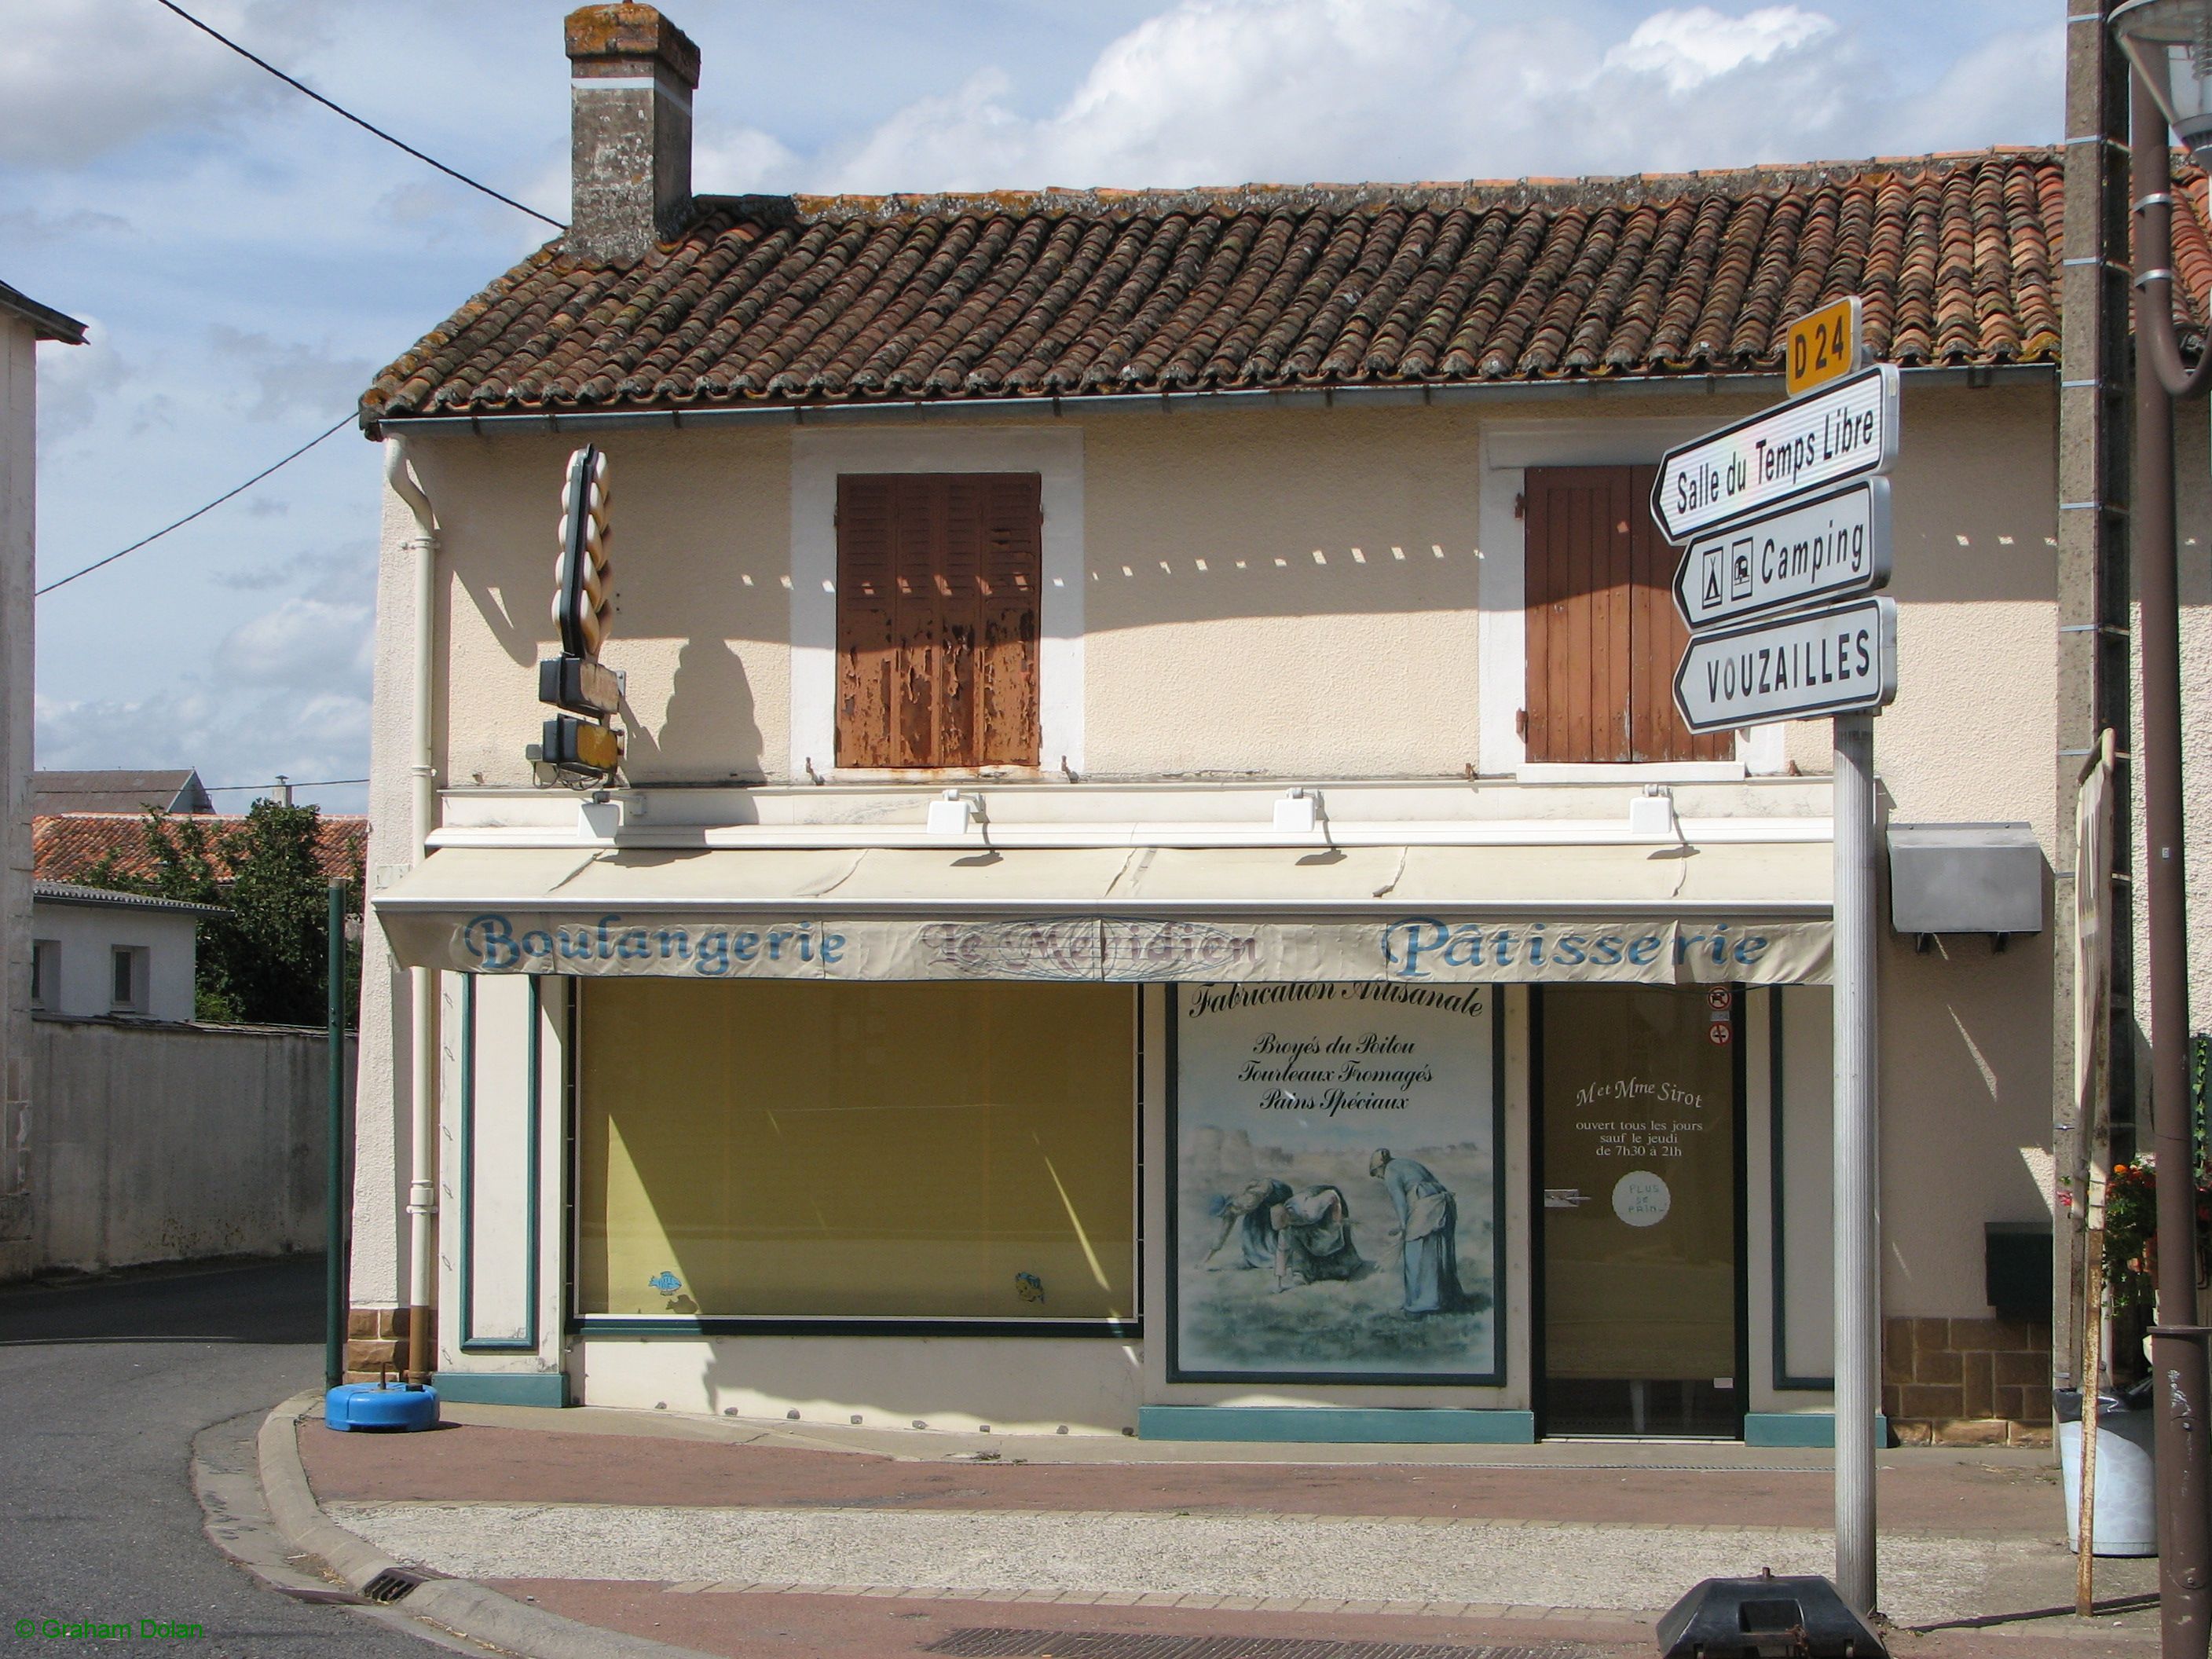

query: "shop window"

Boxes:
[578, 979, 1133, 1321]
[835, 472, 1041, 769]
[1523, 463, 1731, 764]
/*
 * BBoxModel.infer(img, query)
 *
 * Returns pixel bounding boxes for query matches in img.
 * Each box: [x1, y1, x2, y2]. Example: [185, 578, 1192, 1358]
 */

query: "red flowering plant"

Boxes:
[2103, 1155, 2212, 1308]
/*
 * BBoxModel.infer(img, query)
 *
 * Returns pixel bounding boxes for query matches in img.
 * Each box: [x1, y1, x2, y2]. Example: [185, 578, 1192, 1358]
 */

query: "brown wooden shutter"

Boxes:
[1626, 462, 1730, 762]
[835, 475, 899, 768]
[1525, 467, 1632, 763]
[975, 473, 1042, 766]
[835, 473, 1041, 769]
[1523, 464, 1730, 765]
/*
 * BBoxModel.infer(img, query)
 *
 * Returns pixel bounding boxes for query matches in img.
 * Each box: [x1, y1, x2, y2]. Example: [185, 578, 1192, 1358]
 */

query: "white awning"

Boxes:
[372, 842, 1831, 986]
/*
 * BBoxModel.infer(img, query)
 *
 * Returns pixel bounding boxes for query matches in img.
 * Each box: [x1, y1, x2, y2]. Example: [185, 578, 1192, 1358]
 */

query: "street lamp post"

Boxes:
[2104, 4, 2212, 1653]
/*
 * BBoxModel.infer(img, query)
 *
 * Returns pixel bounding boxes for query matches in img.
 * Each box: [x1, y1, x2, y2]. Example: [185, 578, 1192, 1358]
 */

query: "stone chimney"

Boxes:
[563, 4, 701, 263]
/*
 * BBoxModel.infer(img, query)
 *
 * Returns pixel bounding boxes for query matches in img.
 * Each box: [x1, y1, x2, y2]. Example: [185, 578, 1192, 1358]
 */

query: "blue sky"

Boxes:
[4, 0, 2060, 814]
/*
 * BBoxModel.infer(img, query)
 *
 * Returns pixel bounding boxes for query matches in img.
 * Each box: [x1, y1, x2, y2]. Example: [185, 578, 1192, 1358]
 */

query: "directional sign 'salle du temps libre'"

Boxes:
[1673, 478, 1892, 631]
[1672, 595, 1898, 734]
[1650, 364, 1900, 543]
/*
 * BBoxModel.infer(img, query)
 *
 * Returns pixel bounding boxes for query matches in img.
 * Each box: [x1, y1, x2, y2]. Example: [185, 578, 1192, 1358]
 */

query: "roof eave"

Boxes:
[0, 280, 87, 346]
[364, 360, 2057, 438]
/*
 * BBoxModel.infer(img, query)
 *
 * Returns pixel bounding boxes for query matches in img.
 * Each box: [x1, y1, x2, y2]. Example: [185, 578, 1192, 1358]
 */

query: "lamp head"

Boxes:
[2115, 0, 2212, 170]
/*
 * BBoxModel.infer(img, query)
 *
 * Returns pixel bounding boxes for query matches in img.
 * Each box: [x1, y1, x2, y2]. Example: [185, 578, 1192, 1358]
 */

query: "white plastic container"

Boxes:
[2057, 1393, 2159, 1557]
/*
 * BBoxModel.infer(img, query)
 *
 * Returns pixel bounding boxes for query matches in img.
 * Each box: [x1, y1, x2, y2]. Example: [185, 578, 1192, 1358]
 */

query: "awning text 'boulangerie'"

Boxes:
[372, 843, 1832, 987]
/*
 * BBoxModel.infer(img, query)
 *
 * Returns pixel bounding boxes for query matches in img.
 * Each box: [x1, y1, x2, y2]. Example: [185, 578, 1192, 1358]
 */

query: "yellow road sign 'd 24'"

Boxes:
[1786, 295, 1863, 399]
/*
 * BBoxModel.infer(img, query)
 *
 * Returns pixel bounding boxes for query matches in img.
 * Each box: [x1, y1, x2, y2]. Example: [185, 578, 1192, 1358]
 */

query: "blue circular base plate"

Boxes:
[325, 1382, 440, 1432]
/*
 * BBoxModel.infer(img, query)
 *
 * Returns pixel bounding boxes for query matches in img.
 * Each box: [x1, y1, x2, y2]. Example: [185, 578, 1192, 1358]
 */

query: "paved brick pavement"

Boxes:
[291, 1411, 2163, 1657]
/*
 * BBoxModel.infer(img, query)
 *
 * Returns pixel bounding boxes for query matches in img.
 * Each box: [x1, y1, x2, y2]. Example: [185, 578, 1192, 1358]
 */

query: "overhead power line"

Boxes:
[204, 778, 369, 793]
[150, 0, 566, 230]
[36, 414, 354, 597]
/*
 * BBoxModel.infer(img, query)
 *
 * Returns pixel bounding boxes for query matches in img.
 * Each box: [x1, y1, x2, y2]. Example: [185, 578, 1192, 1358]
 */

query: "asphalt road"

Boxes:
[0, 1254, 445, 1656]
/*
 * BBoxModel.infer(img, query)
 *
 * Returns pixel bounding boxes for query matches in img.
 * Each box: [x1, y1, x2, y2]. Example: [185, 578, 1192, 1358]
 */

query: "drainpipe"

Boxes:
[384, 438, 440, 1386]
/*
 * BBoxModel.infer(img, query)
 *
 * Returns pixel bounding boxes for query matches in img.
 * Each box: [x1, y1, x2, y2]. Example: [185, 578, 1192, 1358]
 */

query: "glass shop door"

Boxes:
[1536, 984, 1745, 1437]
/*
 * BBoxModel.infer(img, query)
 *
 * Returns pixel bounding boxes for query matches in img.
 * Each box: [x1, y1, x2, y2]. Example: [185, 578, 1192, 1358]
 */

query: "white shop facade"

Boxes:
[376, 781, 1848, 1445]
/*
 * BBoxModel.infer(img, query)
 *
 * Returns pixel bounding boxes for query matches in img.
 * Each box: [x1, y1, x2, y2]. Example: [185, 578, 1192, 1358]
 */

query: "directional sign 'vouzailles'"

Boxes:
[1650, 364, 1899, 544]
[1672, 478, 1891, 631]
[1671, 595, 1898, 734]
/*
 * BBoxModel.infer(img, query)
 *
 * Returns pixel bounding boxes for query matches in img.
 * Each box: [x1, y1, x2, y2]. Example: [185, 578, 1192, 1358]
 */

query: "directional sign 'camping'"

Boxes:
[1650, 364, 1900, 544]
[1671, 595, 1898, 734]
[1673, 479, 1892, 631]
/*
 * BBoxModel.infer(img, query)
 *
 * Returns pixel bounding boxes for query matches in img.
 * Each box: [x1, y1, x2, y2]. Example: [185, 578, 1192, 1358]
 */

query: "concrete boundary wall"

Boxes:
[21, 1015, 353, 1277]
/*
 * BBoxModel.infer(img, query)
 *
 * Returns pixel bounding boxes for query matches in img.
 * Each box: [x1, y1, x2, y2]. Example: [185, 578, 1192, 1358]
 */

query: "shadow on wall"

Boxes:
[621, 635, 765, 783]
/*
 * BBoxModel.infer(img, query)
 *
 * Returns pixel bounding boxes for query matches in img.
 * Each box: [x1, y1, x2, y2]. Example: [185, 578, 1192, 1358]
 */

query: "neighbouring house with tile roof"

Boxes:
[32, 811, 368, 890]
[28, 881, 222, 1025]
[31, 769, 214, 816]
[342, 4, 2200, 1452]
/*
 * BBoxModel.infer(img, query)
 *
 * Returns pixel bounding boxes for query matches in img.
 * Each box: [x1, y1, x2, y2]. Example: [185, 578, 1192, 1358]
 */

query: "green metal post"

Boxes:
[325, 878, 346, 1390]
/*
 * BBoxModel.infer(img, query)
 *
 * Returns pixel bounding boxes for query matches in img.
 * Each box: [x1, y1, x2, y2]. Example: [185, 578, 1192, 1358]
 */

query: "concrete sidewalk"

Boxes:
[279, 1402, 2163, 1659]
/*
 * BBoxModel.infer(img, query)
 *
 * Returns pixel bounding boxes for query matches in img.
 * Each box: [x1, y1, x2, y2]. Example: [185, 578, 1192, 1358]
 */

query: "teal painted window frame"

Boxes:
[459, 973, 544, 1354]
[1770, 989, 1833, 1392]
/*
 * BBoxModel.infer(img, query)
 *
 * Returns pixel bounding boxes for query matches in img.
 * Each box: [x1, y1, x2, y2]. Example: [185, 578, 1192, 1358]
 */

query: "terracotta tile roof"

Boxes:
[364, 148, 2208, 423]
[34, 813, 368, 888]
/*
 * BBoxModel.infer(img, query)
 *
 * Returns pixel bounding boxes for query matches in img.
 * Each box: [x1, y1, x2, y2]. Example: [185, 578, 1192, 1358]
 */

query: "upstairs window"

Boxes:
[30, 940, 56, 1011]
[110, 946, 147, 1014]
[1523, 463, 1732, 765]
[835, 472, 1042, 769]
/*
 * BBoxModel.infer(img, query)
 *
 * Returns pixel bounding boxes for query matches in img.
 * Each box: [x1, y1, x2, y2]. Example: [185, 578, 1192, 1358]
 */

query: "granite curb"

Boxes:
[238, 1390, 719, 1659]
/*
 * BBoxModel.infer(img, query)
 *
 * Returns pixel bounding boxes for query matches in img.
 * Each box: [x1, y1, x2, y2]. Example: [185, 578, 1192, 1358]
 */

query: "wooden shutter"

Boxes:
[1624, 463, 1730, 762]
[836, 475, 899, 768]
[835, 473, 1041, 769]
[974, 474, 1042, 765]
[1523, 464, 1730, 765]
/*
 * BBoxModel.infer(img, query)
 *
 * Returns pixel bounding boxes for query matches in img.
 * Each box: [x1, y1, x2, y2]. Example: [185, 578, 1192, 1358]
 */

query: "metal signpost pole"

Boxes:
[1832, 712, 1879, 1616]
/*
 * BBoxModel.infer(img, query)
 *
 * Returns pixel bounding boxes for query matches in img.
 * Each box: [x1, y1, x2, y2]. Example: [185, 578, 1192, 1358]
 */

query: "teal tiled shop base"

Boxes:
[1139, 1406, 1536, 1443]
[430, 1370, 569, 1408]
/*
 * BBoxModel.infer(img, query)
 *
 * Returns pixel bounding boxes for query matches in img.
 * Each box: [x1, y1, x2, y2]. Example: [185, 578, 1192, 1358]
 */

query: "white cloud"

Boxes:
[37, 320, 129, 441]
[771, 0, 2056, 194]
[693, 126, 805, 196]
[0, 0, 329, 166]
[220, 595, 372, 687]
[1894, 24, 2067, 156]
[206, 327, 377, 423]
[1602, 6, 1836, 96]
[35, 683, 368, 795]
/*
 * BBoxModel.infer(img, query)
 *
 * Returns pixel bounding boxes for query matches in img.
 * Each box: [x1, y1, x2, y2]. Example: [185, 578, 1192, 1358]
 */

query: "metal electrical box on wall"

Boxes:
[1885, 822, 2045, 938]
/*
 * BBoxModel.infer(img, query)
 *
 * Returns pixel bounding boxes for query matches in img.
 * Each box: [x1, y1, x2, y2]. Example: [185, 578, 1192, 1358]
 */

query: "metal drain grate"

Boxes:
[925, 1628, 1566, 1659]
[360, 1568, 428, 1604]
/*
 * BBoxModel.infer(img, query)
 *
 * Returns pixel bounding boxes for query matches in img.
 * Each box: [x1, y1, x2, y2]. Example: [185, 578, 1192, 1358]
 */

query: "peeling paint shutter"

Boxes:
[1524, 465, 1730, 765]
[976, 473, 1042, 766]
[835, 473, 1042, 769]
[835, 475, 899, 768]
